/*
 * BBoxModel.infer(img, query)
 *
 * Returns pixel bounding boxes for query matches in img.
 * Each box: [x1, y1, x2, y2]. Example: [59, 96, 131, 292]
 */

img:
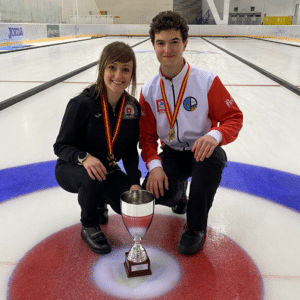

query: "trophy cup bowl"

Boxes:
[121, 190, 155, 278]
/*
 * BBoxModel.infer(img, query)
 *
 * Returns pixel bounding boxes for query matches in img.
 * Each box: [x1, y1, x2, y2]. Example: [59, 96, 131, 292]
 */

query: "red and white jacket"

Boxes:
[139, 62, 243, 171]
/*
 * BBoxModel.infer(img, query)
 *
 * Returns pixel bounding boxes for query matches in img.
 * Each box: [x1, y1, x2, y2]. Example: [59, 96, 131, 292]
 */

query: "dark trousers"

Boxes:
[142, 145, 227, 232]
[55, 162, 131, 227]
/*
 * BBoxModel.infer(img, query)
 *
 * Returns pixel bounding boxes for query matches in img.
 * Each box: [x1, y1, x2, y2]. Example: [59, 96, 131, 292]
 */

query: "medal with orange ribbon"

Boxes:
[160, 64, 190, 141]
[101, 93, 125, 167]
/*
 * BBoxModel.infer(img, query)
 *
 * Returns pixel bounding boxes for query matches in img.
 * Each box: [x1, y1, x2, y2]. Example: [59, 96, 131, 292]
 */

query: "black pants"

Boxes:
[55, 161, 131, 227]
[142, 145, 227, 232]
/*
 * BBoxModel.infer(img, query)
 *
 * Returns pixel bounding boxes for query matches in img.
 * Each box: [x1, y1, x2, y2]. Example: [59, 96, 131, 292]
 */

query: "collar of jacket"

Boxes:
[159, 61, 189, 87]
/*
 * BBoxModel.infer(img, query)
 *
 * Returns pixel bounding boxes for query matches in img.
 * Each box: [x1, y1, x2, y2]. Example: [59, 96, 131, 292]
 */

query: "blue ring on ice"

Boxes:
[0, 159, 299, 213]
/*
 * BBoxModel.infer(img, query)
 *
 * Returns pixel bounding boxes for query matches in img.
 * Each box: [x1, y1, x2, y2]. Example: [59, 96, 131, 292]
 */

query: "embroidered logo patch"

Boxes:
[183, 97, 197, 111]
[123, 102, 137, 119]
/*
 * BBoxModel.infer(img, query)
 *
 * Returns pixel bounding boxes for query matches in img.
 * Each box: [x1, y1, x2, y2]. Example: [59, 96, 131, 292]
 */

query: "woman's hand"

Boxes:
[129, 184, 142, 191]
[82, 155, 107, 181]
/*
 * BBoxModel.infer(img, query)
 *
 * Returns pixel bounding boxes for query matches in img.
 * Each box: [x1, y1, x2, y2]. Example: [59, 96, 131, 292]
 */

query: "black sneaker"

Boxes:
[177, 225, 206, 255]
[172, 195, 188, 214]
[81, 225, 111, 254]
[98, 204, 109, 225]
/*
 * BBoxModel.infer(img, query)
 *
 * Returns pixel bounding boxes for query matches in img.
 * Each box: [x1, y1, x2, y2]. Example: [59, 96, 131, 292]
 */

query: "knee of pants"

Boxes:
[55, 163, 100, 194]
[55, 170, 78, 193]
[207, 147, 227, 174]
[82, 177, 105, 191]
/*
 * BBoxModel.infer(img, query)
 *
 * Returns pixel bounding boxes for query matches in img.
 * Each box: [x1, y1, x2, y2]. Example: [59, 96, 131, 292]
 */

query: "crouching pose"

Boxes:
[54, 42, 141, 254]
[139, 11, 243, 255]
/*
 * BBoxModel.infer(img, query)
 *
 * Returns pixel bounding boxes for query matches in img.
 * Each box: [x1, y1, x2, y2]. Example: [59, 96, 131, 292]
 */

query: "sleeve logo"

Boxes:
[225, 97, 234, 108]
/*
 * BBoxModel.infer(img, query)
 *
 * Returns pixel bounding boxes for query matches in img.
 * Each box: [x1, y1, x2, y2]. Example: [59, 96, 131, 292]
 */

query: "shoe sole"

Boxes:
[81, 232, 112, 255]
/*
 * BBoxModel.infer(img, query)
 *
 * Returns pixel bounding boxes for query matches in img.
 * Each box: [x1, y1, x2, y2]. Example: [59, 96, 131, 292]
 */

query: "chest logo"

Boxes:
[156, 99, 166, 114]
[123, 103, 137, 119]
[183, 97, 197, 111]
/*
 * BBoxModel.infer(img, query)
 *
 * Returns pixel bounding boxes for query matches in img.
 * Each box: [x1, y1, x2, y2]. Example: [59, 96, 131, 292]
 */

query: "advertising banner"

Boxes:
[7, 26, 24, 42]
[47, 25, 60, 38]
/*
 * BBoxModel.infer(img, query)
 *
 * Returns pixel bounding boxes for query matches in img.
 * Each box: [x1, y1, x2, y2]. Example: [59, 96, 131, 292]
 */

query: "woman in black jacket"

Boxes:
[54, 41, 141, 255]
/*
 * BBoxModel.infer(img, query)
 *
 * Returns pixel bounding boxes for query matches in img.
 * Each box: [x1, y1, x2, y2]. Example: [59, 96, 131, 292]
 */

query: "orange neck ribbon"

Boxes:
[160, 64, 190, 130]
[101, 93, 125, 157]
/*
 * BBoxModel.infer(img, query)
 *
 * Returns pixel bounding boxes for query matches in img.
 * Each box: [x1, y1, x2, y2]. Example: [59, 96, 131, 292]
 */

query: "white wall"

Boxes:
[264, 0, 296, 16]
[202, 0, 297, 17]
[52, 0, 100, 23]
[0, 0, 62, 23]
[68, 15, 113, 24]
[93, 0, 173, 24]
[229, 0, 296, 15]
[292, 1, 300, 24]
[0, 0, 172, 25]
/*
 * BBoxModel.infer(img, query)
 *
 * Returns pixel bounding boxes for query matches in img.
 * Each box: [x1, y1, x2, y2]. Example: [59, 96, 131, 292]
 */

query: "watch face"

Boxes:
[79, 152, 87, 160]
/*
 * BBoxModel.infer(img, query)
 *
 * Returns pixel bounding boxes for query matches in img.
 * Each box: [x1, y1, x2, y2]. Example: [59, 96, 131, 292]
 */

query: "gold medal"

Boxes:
[107, 154, 117, 166]
[168, 128, 175, 141]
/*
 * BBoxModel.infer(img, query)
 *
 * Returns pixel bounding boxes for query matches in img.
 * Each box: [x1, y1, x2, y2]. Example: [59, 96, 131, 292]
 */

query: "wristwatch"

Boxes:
[78, 152, 89, 165]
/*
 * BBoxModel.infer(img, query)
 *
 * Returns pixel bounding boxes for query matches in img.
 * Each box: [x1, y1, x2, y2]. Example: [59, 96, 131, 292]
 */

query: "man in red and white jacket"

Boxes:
[139, 11, 243, 255]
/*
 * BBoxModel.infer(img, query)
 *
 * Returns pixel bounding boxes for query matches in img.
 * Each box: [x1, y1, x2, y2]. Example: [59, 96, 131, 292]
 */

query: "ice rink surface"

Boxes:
[0, 35, 300, 300]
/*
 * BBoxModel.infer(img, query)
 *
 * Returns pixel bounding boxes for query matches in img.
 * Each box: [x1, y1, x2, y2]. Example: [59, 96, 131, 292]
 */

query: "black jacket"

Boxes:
[53, 85, 141, 186]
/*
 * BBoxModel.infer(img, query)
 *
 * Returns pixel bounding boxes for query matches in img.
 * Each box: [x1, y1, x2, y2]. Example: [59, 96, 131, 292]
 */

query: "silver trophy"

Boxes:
[121, 190, 155, 278]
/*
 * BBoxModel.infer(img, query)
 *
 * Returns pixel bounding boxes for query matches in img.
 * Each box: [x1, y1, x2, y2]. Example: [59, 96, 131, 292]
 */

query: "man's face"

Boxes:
[153, 29, 188, 70]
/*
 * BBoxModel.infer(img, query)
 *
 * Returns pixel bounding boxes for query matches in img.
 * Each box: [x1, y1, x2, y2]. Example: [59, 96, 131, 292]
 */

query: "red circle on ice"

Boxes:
[9, 215, 263, 299]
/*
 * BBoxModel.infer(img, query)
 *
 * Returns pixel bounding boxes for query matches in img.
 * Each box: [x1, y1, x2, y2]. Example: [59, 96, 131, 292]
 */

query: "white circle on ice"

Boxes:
[92, 246, 181, 299]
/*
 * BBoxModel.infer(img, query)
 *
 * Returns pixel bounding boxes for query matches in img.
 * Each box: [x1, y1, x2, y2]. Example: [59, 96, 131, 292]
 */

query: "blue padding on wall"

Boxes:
[0, 45, 31, 51]
[0, 159, 299, 213]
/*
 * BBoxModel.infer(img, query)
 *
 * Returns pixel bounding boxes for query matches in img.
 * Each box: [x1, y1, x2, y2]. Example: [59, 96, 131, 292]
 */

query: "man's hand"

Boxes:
[146, 167, 168, 198]
[82, 155, 107, 181]
[192, 135, 218, 162]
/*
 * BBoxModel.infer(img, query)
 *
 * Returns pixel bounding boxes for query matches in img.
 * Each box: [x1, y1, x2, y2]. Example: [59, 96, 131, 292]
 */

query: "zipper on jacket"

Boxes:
[171, 81, 189, 150]
[171, 82, 180, 143]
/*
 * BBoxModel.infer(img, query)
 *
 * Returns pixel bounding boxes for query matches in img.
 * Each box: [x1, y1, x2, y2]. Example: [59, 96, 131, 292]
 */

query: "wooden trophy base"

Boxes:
[124, 252, 152, 278]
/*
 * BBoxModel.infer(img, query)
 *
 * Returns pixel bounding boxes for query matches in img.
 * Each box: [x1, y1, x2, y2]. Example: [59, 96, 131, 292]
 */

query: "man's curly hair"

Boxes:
[149, 11, 189, 44]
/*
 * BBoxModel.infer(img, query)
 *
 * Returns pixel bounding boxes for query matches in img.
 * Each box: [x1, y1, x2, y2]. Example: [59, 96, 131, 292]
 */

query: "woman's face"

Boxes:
[103, 60, 133, 99]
